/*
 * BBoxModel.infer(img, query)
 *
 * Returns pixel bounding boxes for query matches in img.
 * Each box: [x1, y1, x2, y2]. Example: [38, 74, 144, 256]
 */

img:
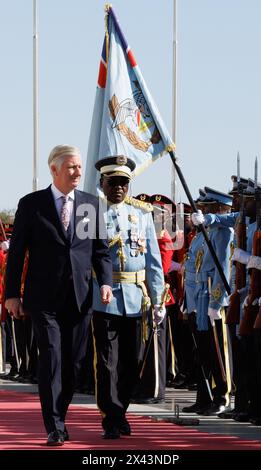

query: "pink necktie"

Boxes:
[60, 196, 70, 231]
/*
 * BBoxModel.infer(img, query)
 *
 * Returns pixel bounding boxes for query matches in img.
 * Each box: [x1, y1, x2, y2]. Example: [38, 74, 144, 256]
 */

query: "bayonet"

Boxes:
[237, 151, 240, 184]
[254, 156, 258, 189]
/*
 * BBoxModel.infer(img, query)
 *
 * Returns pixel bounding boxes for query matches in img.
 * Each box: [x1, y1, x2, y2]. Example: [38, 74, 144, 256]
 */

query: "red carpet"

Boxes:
[0, 391, 261, 450]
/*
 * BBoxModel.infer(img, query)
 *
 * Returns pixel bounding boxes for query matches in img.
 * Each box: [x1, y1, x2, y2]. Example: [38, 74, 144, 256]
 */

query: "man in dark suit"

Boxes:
[5, 144, 113, 446]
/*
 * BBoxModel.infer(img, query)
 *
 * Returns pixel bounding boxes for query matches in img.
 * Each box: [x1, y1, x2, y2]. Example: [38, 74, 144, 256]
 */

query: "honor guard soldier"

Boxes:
[92, 156, 166, 438]
[191, 177, 259, 420]
[183, 188, 234, 415]
[168, 201, 197, 389]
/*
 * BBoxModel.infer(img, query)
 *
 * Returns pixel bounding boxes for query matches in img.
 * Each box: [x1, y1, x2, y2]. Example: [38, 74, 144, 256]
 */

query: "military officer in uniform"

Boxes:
[92, 156, 166, 439]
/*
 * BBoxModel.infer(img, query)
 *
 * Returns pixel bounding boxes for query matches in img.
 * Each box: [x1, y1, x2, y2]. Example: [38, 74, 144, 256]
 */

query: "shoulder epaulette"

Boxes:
[125, 196, 153, 212]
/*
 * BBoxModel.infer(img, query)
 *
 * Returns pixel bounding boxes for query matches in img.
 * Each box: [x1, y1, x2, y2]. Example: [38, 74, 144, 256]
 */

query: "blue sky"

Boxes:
[1, 0, 260, 210]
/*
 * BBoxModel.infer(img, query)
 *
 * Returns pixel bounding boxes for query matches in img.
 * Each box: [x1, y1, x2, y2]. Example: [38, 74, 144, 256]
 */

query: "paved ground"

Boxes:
[1, 377, 261, 442]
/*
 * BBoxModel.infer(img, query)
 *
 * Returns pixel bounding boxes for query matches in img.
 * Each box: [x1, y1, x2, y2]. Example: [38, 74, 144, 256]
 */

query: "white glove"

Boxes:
[247, 255, 261, 271]
[191, 210, 205, 226]
[0, 240, 10, 252]
[208, 307, 222, 326]
[231, 248, 250, 265]
[243, 296, 259, 307]
[153, 305, 166, 325]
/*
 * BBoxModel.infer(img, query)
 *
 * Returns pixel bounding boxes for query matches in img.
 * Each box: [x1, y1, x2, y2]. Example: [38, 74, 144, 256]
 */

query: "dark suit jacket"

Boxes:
[5, 186, 112, 313]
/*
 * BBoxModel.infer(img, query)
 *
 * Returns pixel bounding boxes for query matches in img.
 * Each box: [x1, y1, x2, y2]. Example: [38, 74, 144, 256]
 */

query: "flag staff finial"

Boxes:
[104, 3, 112, 13]
[254, 156, 258, 188]
[237, 151, 240, 183]
[104, 4, 111, 62]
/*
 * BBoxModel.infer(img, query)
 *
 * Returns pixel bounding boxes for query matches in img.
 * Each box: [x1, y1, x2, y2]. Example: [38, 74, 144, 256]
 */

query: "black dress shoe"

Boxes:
[6, 369, 19, 378]
[202, 403, 228, 416]
[187, 383, 197, 391]
[63, 427, 70, 441]
[172, 373, 186, 387]
[17, 375, 32, 384]
[46, 430, 64, 446]
[29, 376, 38, 384]
[173, 382, 188, 389]
[118, 419, 131, 436]
[217, 408, 236, 419]
[166, 379, 176, 387]
[250, 417, 261, 426]
[233, 412, 251, 422]
[102, 426, 120, 439]
[132, 397, 165, 404]
[182, 403, 209, 414]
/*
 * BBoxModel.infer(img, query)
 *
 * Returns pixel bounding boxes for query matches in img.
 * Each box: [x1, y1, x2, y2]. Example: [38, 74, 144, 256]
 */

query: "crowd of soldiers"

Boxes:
[1, 172, 261, 426]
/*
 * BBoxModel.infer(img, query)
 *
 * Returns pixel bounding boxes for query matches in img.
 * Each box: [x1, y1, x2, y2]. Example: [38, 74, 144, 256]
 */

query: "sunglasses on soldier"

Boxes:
[105, 176, 130, 187]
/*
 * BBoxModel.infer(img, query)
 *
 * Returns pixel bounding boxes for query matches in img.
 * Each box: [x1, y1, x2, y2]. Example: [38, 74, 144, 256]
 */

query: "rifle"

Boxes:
[226, 157, 247, 325]
[254, 295, 261, 329]
[240, 160, 261, 335]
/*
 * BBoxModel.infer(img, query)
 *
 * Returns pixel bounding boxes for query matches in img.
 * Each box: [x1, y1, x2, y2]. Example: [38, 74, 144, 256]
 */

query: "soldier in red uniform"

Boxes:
[165, 203, 198, 388]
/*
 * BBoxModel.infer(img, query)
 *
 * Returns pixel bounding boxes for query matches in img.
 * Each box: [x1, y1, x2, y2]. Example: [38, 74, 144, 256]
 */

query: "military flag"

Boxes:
[84, 5, 175, 194]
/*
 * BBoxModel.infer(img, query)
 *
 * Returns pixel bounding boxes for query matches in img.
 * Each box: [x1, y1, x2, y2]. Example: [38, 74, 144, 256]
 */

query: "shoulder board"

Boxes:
[125, 196, 153, 212]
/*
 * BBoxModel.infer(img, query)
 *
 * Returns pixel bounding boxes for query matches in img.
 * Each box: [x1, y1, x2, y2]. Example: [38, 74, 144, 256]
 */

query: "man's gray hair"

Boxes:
[48, 144, 81, 173]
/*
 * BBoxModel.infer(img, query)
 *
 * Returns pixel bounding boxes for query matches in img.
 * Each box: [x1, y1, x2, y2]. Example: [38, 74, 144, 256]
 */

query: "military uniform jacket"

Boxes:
[184, 231, 205, 314]
[195, 225, 234, 330]
[92, 196, 165, 316]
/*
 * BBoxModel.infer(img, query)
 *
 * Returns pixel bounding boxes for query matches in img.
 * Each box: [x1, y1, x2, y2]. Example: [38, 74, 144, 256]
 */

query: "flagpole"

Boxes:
[169, 4, 230, 296]
[171, 0, 177, 201]
[33, 0, 39, 191]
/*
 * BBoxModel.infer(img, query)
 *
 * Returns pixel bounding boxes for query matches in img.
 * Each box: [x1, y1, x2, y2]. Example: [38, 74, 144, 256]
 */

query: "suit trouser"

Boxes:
[31, 291, 91, 434]
[196, 320, 228, 406]
[92, 311, 140, 429]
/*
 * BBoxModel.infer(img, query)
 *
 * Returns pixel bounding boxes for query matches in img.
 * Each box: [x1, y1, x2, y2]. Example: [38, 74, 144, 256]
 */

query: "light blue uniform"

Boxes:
[204, 212, 239, 289]
[184, 231, 205, 313]
[203, 213, 254, 322]
[204, 212, 239, 229]
[194, 225, 234, 331]
[92, 196, 165, 316]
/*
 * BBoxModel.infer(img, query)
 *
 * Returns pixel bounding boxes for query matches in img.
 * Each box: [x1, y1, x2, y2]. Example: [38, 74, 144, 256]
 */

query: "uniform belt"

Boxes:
[112, 270, 145, 284]
[92, 269, 146, 284]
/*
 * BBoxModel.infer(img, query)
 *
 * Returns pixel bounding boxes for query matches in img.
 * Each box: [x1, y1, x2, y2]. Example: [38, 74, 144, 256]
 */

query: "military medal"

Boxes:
[128, 214, 138, 224]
